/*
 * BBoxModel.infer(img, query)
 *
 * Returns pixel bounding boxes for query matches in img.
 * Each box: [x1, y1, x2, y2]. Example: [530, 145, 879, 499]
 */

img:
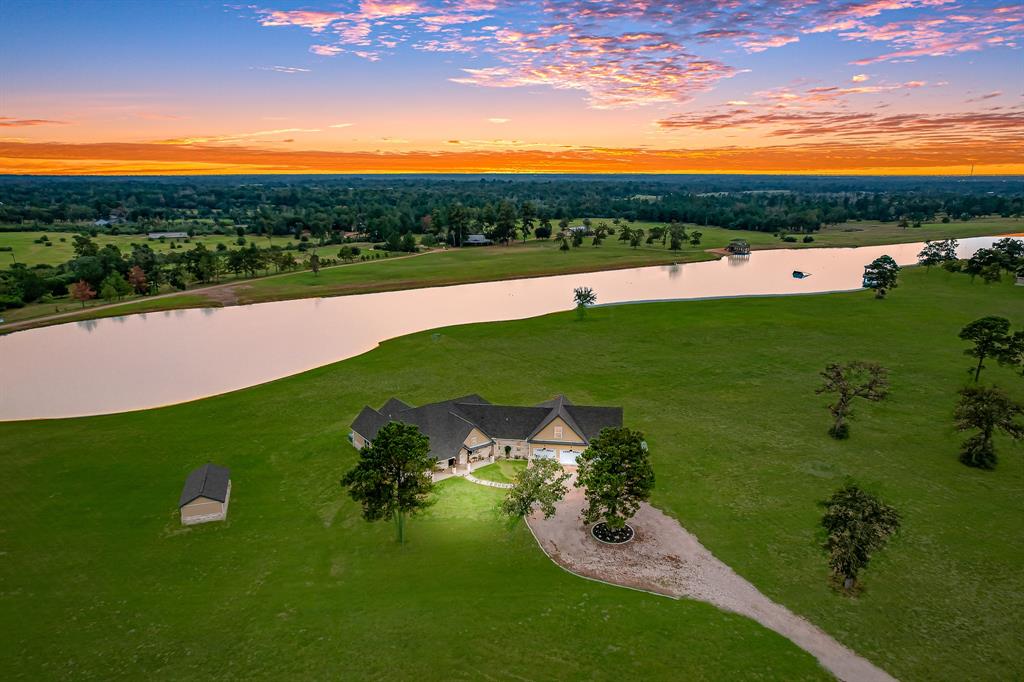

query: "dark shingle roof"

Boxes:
[451, 403, 550, 440]
[179, 463, 230, 507]
[352, 406, 388, 440]
[563, 405, 623, 441]
[349, 394, 621, 462]
[528, 394, 587, 442]
[379, 397, 411, 418]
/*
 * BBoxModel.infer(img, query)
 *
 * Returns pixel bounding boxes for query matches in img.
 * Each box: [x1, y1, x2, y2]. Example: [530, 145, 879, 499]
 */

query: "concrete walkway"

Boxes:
[527, 485, 897, 682]
[464, 473, 514, 489]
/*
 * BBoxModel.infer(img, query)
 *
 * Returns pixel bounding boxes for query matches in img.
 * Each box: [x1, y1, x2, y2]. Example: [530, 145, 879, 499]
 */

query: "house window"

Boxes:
[554, 426, 563, 439]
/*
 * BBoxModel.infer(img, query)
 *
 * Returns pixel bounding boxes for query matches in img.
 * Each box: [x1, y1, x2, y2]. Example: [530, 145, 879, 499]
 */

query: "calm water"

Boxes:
[0, 236, 1014, 421]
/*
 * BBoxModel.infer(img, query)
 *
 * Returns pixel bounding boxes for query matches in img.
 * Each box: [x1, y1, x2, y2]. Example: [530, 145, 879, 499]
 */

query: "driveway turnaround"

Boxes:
[527, 485, 897, 682]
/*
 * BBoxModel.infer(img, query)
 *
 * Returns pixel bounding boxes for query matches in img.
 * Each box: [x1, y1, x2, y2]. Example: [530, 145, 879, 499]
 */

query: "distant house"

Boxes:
[726, 239, 751, 255]
[465, 234, 492, 246]
[179, 463, 231, 525]
[148, 231, 189, 240]
[350, 394, 622, 469]
[94, 215, 127, 227]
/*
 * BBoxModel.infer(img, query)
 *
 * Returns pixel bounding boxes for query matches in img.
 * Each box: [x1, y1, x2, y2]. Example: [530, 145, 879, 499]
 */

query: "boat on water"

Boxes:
[792, 270, 811, 279]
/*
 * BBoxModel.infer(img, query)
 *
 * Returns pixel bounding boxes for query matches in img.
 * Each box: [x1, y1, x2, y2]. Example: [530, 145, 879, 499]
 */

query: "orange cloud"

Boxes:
[2, 139, 1021, 176]
[0, 118, 69, 127]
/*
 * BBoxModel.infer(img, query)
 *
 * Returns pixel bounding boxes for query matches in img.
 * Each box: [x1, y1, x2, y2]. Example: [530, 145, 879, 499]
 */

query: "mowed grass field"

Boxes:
[0, 231, 255, 267]
[569, 216, 1023, 249]
[1, 269, 1021, 680]
[234, 235, 720, 304]
[237, 217, 1022, 305]
[471, 459, 527, 484]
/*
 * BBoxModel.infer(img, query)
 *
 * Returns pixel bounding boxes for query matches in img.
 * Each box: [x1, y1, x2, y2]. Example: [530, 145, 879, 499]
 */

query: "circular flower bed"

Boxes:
[591, 522, 634, 544]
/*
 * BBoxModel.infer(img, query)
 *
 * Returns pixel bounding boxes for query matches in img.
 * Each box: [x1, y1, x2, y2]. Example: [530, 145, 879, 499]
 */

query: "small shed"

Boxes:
[465, 234, 492, 245]
[179, 463, 231, 525]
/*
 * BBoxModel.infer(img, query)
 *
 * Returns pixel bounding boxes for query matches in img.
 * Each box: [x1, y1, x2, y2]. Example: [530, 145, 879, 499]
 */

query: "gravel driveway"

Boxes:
[526, 484, 897, 682]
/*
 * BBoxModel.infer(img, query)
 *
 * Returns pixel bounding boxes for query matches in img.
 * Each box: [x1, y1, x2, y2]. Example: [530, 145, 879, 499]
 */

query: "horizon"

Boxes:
[2, 0, 1022, 175]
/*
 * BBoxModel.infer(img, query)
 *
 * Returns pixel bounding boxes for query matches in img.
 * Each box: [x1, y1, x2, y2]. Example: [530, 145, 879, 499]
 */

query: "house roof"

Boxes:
[528, 394, 587, 442]
[179, 463, 230, 507]
[350, 394, 621, 462]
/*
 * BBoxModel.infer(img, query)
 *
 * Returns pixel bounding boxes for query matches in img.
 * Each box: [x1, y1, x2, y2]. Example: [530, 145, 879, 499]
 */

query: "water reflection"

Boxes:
[0, 236, 1015, 421]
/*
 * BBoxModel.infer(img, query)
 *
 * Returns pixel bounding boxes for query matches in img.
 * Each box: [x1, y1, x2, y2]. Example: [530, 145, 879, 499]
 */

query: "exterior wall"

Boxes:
[532, 416, 585, 444]
[463, 428, 490, 449]
[350, 431, 367, 449]
[180, 483, 231, 525]
[494, 438, 528, 459]
[464, 428, 494, 462]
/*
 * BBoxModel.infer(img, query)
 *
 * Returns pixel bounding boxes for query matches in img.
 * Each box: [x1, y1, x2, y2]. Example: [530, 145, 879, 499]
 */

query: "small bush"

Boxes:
[803, 235, 815, 243]
[782, 235, 798, 243]
[0, 296, 26, 310]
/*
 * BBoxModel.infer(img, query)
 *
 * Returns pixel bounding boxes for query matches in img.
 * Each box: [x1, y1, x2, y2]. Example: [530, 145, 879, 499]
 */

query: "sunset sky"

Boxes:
[1, 0, 1021, 174]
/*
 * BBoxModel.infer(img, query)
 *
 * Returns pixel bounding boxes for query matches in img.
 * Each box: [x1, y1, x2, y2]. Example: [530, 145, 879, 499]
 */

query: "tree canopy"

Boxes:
[862, 255, 900, 298]
[820, 484, 900, 591]
[340, 422, 435, 543]
[959, 316, 1015, 383]
[500, 458, 572, 520]
[953, 385, 1024, 470]
[816, 361, 890, 439]
[575, 427, 655, 530]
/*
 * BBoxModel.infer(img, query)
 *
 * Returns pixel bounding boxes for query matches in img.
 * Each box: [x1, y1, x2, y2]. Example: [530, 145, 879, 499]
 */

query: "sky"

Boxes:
[0, 0, 1021, 175]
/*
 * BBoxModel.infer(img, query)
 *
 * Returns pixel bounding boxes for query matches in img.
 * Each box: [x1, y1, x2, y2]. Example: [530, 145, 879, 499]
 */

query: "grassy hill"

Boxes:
[1, 268, 1021, 680]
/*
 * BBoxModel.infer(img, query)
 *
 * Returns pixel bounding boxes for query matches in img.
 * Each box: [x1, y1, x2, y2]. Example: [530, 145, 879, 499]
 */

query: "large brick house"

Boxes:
[349, 394, 622, 468]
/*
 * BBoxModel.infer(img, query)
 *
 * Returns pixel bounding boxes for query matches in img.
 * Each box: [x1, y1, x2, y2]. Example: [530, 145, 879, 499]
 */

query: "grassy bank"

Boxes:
[4, 217, 1020, 334]
[2, 269, 1021, 679]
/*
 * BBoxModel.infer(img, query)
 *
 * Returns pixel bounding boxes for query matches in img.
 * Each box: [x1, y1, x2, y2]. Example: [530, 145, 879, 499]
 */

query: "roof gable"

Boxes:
[179, 463, 230, 507]
[528, 395, 587, 443]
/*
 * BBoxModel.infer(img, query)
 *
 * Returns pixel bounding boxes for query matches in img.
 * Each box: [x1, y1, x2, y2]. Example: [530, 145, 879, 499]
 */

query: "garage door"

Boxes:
[559, 449, 582, 465]
[534, 448, 556, 460]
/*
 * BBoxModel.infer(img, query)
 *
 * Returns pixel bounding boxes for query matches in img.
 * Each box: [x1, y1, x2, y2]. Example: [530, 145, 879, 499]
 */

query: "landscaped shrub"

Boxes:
[0, 296, 26, 310]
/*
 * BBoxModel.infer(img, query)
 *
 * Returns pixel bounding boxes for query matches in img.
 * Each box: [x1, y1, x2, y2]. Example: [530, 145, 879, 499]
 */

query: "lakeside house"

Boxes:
[179, 463, 231, 525]
[350, 394, 621, 469]
[726, 239, 751, 255]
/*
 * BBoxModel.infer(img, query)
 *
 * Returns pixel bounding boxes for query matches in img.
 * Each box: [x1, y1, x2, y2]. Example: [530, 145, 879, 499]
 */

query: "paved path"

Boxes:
[463, 473, 514, 489]
[527, 485, 897, 682]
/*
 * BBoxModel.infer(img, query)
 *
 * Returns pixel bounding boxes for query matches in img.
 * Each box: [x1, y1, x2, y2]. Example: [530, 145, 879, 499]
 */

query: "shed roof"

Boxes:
[179, 463, 231, 507]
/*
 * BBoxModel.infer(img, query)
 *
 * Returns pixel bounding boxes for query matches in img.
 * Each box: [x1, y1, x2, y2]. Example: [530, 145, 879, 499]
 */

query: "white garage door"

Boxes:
[559, 449, 582, 465]
[534, 448, 556, 460]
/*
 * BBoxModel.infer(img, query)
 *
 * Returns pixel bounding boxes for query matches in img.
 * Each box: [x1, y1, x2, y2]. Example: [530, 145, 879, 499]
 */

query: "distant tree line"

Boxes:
[1, 176, 1020, 246]
[0, 233, 398, 310]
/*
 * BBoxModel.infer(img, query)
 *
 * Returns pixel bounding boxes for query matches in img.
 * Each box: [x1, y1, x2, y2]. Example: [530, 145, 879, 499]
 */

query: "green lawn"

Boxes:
[0, 231, 265, 267]
[233, 236, 720, 304]
[570, 216, 1023, 250]
[2, 269, 1021, 679]
[472, 459, 527, 483]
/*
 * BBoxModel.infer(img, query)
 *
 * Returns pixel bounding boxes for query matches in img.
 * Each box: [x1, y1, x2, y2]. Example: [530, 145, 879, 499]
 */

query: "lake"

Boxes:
[0, 236, 1013, 421]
